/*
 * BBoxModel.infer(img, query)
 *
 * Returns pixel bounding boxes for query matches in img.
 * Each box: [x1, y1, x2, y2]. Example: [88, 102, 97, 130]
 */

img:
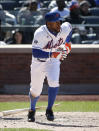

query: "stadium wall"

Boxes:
[0, 44, 99, 95]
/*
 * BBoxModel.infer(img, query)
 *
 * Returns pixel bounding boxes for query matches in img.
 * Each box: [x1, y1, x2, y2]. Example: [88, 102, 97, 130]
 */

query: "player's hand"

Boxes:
[51, 51, 67, 60]
[56, 42, 71, 54]
[51, 43, 71, 60]
[61, 50, 67, 60]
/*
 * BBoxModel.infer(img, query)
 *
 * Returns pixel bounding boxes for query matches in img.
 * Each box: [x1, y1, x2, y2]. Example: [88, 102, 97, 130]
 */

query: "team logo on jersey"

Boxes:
[34, 40, 38, 44]
[43, 38, 63, 49]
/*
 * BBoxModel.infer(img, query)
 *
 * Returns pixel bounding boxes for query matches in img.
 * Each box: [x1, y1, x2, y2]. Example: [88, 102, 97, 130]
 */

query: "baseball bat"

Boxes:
[2, 103, 61, 116]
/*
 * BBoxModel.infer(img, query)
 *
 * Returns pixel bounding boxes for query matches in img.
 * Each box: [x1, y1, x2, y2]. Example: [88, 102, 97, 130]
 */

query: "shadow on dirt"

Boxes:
[2, 117, 23, 120]
[36, 121, 99, 128]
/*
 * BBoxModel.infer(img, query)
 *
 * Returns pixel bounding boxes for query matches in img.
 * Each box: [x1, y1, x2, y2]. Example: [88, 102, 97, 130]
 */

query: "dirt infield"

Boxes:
[0, 95, 99, 131]
[0, 112, 99, 131]
[0, 95, 99, 102]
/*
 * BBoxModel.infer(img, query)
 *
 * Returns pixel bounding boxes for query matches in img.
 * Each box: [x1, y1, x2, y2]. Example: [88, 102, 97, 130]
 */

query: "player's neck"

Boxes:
[47, 27, 58, 36]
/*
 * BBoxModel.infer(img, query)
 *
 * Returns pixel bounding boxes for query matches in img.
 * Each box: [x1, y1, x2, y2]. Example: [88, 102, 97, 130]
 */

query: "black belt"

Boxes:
[37, 58, 46, 62]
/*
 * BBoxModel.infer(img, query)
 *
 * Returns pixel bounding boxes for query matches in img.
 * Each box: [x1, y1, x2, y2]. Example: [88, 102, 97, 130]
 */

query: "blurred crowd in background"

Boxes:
[0, 0, 99, 45]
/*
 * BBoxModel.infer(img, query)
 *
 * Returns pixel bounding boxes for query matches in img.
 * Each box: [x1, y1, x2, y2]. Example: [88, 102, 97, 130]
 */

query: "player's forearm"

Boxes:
[64, 30, 72, 54]
[64, 42, 71, 54]
[32, 48, 52, 58]
[32, 48, 67, 60]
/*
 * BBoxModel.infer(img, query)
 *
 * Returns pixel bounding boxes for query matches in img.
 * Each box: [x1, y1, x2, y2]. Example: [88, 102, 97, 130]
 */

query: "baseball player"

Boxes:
[28, 12, 72, 122]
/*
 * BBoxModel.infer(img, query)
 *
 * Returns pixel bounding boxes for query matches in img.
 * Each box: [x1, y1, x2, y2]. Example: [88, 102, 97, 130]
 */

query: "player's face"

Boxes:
[47, 21, 61, 33]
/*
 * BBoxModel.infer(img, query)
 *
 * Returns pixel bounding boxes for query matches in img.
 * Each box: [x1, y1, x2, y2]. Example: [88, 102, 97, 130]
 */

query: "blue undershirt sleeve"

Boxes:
[32, 48, 52, 58]
[65, 30, 72, 43]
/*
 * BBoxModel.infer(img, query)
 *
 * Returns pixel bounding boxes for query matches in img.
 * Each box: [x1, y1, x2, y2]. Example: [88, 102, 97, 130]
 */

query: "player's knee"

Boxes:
[48, 81, 59, 87]
[30, 88, 41, 97]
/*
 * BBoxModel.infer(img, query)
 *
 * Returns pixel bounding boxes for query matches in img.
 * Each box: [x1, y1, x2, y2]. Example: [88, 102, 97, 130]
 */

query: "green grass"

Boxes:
[0, 129, 50, 131]
[0, 101, 99, 112]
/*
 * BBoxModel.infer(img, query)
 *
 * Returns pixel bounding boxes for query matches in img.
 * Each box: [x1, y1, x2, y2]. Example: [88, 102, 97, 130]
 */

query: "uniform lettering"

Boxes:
[43, 38, 63, 49]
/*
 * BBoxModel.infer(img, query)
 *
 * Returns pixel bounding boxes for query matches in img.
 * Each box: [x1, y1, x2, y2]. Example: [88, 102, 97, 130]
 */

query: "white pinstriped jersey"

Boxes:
[30, 22, 72, 96]
[32, 22, 72, 53]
